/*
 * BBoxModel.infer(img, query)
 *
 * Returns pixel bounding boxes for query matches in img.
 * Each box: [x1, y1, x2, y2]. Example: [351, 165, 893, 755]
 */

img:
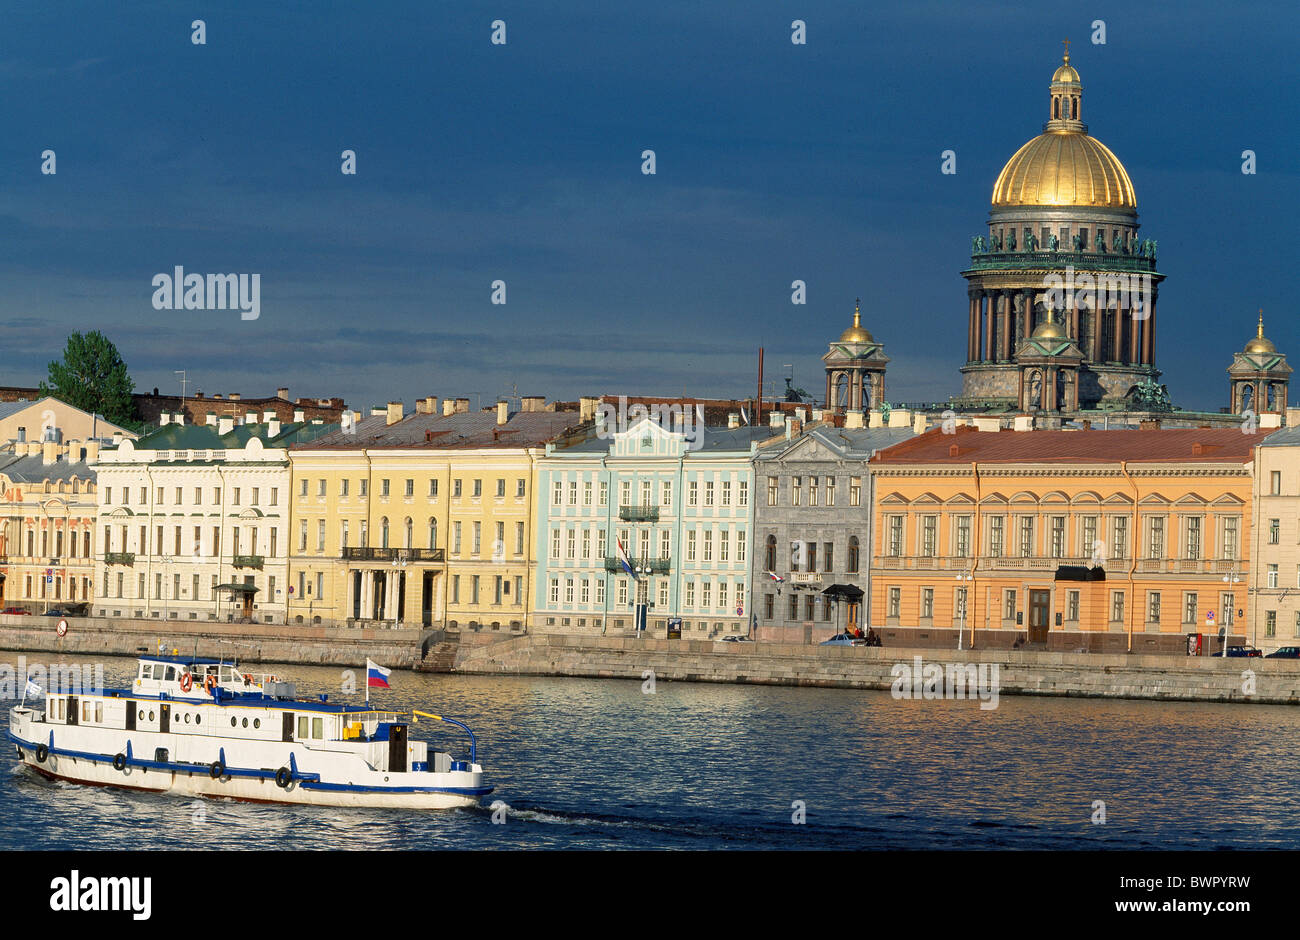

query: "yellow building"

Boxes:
[0, 439, 101, 612]
[287, 398, 587, 632]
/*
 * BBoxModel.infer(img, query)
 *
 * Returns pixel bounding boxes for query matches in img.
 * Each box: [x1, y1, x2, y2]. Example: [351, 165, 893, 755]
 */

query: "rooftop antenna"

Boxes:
[174, 370, 189, 417]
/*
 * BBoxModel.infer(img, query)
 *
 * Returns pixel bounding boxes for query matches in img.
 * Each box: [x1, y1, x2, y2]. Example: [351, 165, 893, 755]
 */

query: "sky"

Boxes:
[0, 0, 1295, 414]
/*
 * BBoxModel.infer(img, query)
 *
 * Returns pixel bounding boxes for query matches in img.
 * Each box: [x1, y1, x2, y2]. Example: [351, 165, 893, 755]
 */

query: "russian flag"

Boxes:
[366, 658, 391, 689]
[767, 571, 785, 583]
[616, 537, 636, 579]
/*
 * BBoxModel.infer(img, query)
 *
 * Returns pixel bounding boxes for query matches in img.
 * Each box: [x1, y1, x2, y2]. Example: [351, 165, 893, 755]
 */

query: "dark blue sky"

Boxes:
[2, 1, 1294, 413]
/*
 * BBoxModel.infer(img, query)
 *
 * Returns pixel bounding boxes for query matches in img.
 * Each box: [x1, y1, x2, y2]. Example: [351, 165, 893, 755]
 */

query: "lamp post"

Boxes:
[955, 570, 974, 650]
[391, 555, 408, 629]
[1222, 566, 1241, 655]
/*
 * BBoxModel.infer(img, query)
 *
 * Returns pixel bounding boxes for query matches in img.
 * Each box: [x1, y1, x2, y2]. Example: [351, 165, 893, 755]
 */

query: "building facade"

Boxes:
[751, 424, 915, 642]
[534, 416, 772, 638]
[869, 425, 1265, 653]
[1250, 420, 1300, 650]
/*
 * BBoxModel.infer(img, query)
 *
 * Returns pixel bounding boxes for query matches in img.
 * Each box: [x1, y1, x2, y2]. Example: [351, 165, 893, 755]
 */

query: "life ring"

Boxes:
[274, 766, 292, 789]
[179, 672, 193, 692]
[35, 744, 48, 763]
[209, 760, 225, 779]
[203, 674, 216, 694]
[112, 753, 126, 772]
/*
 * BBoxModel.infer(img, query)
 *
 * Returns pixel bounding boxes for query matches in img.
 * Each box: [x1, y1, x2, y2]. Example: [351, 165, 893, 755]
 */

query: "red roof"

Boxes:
[870, 425, 1275, 465]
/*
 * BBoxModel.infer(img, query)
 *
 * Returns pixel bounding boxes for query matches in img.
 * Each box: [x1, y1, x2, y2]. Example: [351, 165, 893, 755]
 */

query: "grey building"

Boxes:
[751, 424, 915, 642]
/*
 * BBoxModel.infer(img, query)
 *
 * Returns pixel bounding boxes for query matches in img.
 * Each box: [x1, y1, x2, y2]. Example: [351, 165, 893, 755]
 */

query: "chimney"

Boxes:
[1260, 412, 1283, 429]
[441, 399, 456, 416]
[386, 402, 403, 425]
[213, 394, 223, 400]
[293, 409, 305, 423]
[15, 427, 25, 444]
[795, 407, 807, 423]
[267, 418, 281, 437]
[276, 387, 289, 400]
[263, 410, 276, 422]
[206, 412, 217, 426]
[1287, 407, 1300, 428]
[974, 417, 1002, 432]
[218, 416, 234, 435]
[173, 411, 185, 426]
[42, 440, 57, 465]
[454, 398, 469, 414]
[84, 440, 99, 463]
[522, 396, 545, 413]
[887, 408, 912, 429]
[496, 401, 509, 425]
[769, 410, 784, 429]
[579, 396, 600, 422]
[868, 410, 884, 428]
[415, 396, 438, 415]
[1013, 415, 1034, 432]
[112, 432, 123, 446]
[728, 412, 740, 429]
[811, 408, 824, 422]
[785, 416, 794, 440]
[159, 412, 171, 426]
[913, 413, 928, 434]
[370, 406, 386, 417]
[229, 393, 241, 401]
[845, 410, 865, 429]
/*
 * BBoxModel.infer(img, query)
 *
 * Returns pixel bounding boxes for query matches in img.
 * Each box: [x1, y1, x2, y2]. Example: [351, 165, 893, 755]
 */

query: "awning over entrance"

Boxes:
[1054, 565, 1106, 581]
[215, 583, 260, 594]
[821, 583, 865, 600]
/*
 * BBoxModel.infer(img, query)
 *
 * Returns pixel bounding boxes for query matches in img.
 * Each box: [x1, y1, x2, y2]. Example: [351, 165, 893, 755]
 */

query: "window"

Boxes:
[496, 479, 505, 498]
[568, 481, 577, 505]
[1050, 516, 1065, 558]
[764, 594, 774, 619]
[381, 479, 390, 498]
[1003, 590, 1016, 621]
[1269, 519, 1280, 545]
[1266, 610, 1277, 637]
[738, 481, 748, 507]
[1148, 592, 1160, 624]
[1271, 470, 1282, 495]
[721, 480, 732, 507]
[849, 477, 861, 507]
[848, 536, 860, 573]
[704, 482, 714, 507]
[888, 587, 900, 619]
[599, 482, 607, 506]
[549, 579, 559, 604]
[825, 477, 835, 507]
[428, 479, 436, 498]
[788, 593, 797, 619]
[405, 479, 414, 498]
[618, 580, 629, 606]
[1067, 590, 1080, 622]
[1223, 517, 1238, 560]
[660, 529, 671, 559]
[317, 480, 326, 497]
[453, 522, 462, 554]
[1019, 516, 1034, 558]
[474, 479, 483, 499]
[517, 479, 525, 498]
[888, 516, 903, 556]
[1185, 517, 1201, 560]
[1111, 517, 1128, 559]
[808, 477, 818, 506]
[566, 528, 575, 559]
[515, 522, 524, 555]
[822, 541, 832, 572]
[1183, 592, 1198, 624]
[251, 487, 259, 506]
[662, 480, 673, 507]
[764, 535, 776, 572]
[564, 578, 574, 604]
[552, 481, 563, 506]
[317, 521, 326, 552]
[922, 516, 937, 557]
[452, 479, 462, 498]
[300, 480, 307, 497]
[956, 516, 971, 558]
[921, 588, 934, 619]
[1268, 564, 1279, 589]
[989, 516, 1004, 557]
[1148, 516, 1164, 558]
[791, 477, 801, 506]
[767, 477, 778, 506]
[687, 531, 696, 562]
[299, 520, 307, 551]
[472, 522, 481, 554]
[1111, 591, 1125, 623]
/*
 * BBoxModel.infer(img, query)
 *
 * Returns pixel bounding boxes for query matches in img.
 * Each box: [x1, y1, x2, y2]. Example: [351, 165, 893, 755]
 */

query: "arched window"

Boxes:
[765, 535, 777, 572]
[1053, 97, 1060, 119]
[428, 518, 437, 550]
[381, 517, 389, 549]
[404, 517, 413, 549]
[848, 536, 860, 573]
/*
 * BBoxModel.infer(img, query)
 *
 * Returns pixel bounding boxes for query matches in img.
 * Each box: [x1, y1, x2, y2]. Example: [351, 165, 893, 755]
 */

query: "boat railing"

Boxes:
[411, 710, 477, 764]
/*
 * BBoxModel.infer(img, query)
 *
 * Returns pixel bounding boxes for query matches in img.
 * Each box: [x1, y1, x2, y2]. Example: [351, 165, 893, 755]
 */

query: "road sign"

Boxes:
[56, 618, 68, 637]
[288, 586, 295, 594]
[1206, 611, 1216, 625]
[736, 607, 743, 616]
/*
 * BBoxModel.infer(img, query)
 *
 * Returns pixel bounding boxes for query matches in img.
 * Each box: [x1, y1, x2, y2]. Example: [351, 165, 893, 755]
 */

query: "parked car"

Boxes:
[1265, 646, 1300, 659]
[821, 633, 867, 647]
[1225, 645, 1262, 657]
[720, 635, 753, 643]
[1, 606, 29, 615]
[41, 609, 69, 618]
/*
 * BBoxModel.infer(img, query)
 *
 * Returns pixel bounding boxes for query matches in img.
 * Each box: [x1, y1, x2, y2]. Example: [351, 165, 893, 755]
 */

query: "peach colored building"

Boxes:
[868, 425, 1272, 653]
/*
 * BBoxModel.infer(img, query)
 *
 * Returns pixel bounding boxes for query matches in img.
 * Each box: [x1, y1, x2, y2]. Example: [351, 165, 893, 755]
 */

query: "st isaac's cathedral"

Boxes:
[822, 50, 1289, 429]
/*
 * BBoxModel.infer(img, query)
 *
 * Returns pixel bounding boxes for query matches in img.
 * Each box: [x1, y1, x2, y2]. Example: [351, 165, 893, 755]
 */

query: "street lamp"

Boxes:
[955, 570, 974, 650]
[1222, 567, 1242, 656]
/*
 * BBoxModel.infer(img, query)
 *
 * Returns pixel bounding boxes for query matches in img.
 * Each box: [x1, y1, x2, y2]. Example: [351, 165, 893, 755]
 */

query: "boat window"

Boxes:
[184, 713, 191, 724]
[148, 710, 155, 721]
[138, 708, 146, 721]
[241, 717, 248, 728]
[221, 666, 236, 682]
[195, 713, 201, 725]
[165, 666, 176, 681]
[297, 716, 308, 739]
[95, 702, 103, 723]
[312, 717, 323, 739]
[82, 701, 91, 722]
[253, 718, 260, 729]
[231, 717, 237, 727]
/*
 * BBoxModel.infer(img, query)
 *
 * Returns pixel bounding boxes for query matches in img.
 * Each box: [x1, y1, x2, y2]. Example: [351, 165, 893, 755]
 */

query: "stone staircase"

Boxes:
[414, 630, 460, 673]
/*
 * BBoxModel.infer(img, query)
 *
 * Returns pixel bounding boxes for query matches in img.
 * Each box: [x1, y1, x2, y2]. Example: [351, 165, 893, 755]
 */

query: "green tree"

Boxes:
[39, 331, 137, 428]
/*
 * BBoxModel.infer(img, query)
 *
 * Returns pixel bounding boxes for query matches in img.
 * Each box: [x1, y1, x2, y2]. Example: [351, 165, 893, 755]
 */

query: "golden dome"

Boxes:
[993, 131, 1136, 209]
[838, 300, 874, 344]
[991, 53, 1137, 210]
[1031, 318, 1068, 341]
[1245, 310, 1276, 354]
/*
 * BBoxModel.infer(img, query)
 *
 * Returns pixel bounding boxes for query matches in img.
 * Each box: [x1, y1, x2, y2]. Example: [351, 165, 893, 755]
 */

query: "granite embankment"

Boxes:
[453, 633, 1300, 706]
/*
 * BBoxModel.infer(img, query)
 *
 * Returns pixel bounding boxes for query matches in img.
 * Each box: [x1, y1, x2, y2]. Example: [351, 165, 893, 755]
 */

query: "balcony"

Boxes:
[233, 554, 265, 569]
[963, 248, 1158, 276]
[342, 547, 445, 563]
[104, 552, 135, 566]
[618, 505, 659, 522]
[604, 556, 671, 575]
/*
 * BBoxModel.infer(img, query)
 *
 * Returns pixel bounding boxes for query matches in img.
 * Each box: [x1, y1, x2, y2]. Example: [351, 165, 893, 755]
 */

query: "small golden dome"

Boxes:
[1031, 319, 1068, 341]
[993, 132, 1136, 209]
[838, 300, 874, 344]
[1245, 310, 1276, 354]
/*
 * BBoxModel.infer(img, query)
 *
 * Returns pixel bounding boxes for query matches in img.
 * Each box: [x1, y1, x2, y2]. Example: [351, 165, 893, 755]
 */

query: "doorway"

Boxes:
[1028, 589, 1051, 643]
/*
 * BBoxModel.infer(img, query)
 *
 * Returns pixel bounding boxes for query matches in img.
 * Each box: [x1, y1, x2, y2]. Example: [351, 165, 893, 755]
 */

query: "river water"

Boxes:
[1, 651, 1296, 850]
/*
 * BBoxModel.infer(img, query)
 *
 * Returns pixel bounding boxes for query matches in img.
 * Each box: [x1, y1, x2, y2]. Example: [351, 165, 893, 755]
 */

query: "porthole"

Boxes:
[253, 719, 260, 729]
[241, 718, 248, 728]
[148, 711, 155, 721]
[231, 717, 237, 727]
[138, 708, 145, 721]
[184, 713, 191, 724]
[195, 714, 201, 725]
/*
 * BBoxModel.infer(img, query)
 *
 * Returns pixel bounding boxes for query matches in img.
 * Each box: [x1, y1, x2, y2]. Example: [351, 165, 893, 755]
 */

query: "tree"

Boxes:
[39, 331, 137, 428]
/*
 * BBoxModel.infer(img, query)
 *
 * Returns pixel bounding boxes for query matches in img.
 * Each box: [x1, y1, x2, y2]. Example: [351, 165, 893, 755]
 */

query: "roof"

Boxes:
[870, 425, 1274, 465]
[119, 420, 340, 452]
[297, 409, 583, 450]
[555, 423, 780, 456]
[1258, 425, 1300, 447]
[0, 453, 96, 483]
[757, 425, 917, 461]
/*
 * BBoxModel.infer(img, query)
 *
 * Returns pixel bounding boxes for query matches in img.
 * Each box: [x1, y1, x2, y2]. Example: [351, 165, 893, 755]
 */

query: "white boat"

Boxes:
[7, 655, 493, 809]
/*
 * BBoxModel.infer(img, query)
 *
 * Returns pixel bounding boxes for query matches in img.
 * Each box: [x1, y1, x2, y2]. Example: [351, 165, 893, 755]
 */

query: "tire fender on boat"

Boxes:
[15, 746, 23, 760]
[112, 753, 127, 772]
[275, 766, 292, 789]
[209, 760, 225, 779]
[35, 744, 48, 763]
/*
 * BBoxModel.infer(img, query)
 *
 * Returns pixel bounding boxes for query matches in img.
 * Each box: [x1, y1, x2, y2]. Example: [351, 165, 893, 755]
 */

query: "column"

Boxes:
[1112, 296, 1122, 364]
[982, 293, 992, 362]
[968, 294, 977, 361]
[1145, 299, 1157, 365]
[999, 291, 1011, 361]
[1129, 304, 1141, 364]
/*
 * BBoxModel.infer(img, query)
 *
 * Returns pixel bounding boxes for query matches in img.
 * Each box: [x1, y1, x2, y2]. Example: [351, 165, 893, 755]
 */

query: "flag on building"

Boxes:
[616, 537, 636, 578]
[767, 571, 785, 582]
